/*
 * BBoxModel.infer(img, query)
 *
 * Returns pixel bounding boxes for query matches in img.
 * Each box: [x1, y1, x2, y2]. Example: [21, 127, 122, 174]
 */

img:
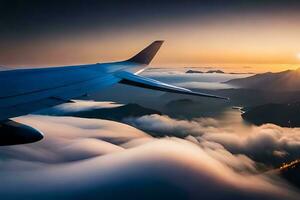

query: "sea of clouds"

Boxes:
[0, 103, 299, 199]
[124, 113, 300, 166]
[143, 69, 248, 90]
[0, 66, 297, 199]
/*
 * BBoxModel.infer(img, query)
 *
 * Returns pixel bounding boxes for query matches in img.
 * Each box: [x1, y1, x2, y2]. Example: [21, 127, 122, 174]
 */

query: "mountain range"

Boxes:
[186, 69, 225, 74]
[53, 103, 161, 121]
[226, 68, 300, 91]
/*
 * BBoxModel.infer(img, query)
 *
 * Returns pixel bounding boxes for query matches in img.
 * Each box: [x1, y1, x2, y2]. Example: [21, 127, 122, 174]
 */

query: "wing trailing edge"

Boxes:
[115, 71, 229, 100]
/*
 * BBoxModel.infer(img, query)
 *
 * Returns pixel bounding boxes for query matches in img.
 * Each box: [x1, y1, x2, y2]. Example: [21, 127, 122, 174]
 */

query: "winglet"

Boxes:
[126, 40, 164, 65]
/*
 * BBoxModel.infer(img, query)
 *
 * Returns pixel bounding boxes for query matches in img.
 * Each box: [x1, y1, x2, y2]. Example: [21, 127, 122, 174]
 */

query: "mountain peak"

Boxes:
[226, 68, 300, 91]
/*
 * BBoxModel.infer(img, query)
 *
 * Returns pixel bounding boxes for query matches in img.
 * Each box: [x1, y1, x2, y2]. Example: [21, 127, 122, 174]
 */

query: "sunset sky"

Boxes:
[2, 2, 300, 199]
[1, 0, 300, 72]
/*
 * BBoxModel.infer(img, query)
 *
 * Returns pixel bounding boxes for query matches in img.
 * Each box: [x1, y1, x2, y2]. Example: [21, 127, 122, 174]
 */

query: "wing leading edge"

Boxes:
[115, 71, 229, 100]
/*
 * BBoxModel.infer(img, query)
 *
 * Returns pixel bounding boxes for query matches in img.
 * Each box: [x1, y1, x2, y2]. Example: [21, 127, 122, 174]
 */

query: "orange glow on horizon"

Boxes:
[1, 11, 300, 73]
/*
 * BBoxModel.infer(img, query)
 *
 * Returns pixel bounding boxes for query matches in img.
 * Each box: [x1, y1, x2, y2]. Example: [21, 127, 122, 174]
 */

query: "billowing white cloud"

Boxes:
[0, 114, 298, 200]
[176, 81, 235, 89]
[124, 114, 300, 166]
[124, 114, 203, 137]
[142, 70, 248, 90]
[1, 115, 148, 163]
[37, 100, 123, 115]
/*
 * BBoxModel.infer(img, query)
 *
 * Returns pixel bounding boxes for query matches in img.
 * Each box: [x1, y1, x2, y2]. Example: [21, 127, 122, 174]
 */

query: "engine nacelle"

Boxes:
[0, 120, 43, 145]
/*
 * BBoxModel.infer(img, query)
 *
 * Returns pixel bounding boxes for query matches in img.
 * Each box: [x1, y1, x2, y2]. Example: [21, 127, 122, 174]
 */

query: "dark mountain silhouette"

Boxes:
[57, 103, 161, 121]
[186, 70, 203, 74]
[226, 68, 300, 91]
[185, 69, 225, 74]
[242, 102, 300, 127]
[165, 99, 194, 107]
[206, 70, 224, 74]
[163, 98, 228, 119]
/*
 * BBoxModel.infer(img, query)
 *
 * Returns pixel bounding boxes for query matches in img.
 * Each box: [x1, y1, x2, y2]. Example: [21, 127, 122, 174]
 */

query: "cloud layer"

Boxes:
[0, 114, 299, 199]
[124, 113, 300, 167]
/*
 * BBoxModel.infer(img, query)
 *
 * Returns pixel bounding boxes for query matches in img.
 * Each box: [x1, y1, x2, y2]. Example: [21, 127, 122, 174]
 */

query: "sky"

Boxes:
[1, 0, 300, 72]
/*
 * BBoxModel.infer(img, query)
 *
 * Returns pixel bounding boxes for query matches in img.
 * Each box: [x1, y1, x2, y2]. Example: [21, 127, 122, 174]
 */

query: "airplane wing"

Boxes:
[0, 40, 227, 121]
[0, 40, 228, 145]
